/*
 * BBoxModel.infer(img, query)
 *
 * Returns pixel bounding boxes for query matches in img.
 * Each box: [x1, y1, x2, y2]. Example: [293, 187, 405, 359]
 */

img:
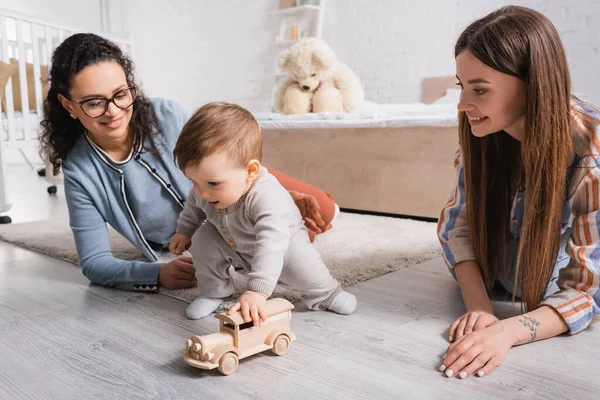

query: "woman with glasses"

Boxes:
[39, 33, 337, 292]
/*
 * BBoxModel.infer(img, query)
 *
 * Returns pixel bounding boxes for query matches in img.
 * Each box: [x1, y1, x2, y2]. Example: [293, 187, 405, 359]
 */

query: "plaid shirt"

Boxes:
[438, 101, 600, 334]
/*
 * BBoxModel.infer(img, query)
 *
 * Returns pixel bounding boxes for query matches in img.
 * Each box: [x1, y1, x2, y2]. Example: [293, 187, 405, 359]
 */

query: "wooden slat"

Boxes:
[0, 16, 8, 211]
[0, 16, 16, 144]
[44, 25, 53, 66]
[42, 26, 55, 179]
[31, 23, 43, 118]
[15, 19, 29, 138]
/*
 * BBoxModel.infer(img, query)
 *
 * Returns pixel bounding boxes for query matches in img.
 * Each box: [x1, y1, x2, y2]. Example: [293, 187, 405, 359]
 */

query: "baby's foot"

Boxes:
[327, 291, 357, 315]
[186, 296, 223, 320]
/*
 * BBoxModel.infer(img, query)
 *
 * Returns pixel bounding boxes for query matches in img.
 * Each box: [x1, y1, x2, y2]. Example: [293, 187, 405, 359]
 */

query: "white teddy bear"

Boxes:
[274, 38, 364, 115]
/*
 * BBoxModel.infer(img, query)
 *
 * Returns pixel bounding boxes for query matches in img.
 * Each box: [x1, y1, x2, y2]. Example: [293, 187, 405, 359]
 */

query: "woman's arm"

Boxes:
[440, 305, 568, 379]
[437, 147, 478, 272]
[438, 148, 498, 340]
[449, 260, 498, 342]
[504, 305, 568, 345]
[455, 260, 493, 313]
[439, 161, 600, 379]
[64, 167, 162, 291]
[538, 166, 600, 334]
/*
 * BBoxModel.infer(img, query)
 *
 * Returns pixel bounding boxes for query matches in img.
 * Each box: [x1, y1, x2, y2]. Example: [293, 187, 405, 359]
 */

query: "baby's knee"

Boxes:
[189, 223, 224, 256]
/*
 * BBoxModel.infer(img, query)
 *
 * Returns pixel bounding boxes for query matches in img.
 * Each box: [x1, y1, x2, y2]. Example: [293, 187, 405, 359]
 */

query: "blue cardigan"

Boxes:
[62, 98, 192, 291]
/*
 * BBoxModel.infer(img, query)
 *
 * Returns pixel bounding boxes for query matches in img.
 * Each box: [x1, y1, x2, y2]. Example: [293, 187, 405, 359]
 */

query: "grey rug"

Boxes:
[0, 212, 442, 306]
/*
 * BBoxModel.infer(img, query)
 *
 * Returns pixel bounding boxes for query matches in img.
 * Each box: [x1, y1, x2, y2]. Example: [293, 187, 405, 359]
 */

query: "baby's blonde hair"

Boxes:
[174, 102, 262, 170]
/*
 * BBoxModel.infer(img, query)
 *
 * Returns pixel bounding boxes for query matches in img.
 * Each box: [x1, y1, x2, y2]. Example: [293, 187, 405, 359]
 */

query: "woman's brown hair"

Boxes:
[456, 6, 577, 311]
[40, 33, 158, 174]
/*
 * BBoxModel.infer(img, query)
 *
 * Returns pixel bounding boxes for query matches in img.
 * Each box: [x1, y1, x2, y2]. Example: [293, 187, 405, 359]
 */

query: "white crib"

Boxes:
[0, 8, 132, 222]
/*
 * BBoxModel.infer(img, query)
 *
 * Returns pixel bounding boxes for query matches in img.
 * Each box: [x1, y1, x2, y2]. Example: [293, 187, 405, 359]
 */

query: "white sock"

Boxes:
[327, 291, 356, 315]
[186, 296, 223, 320]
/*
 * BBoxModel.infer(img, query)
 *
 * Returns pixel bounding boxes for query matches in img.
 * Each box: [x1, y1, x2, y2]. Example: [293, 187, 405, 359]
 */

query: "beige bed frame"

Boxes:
[262, 77, 459, 219]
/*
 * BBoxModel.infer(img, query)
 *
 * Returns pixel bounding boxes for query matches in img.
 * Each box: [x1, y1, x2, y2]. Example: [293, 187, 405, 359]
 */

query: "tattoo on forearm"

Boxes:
[518, 316, 541, 342]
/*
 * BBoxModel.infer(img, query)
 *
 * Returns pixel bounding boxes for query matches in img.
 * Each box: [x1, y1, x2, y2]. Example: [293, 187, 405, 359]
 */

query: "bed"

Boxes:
[257, 77, 460, 219]
[0, 9, 132, 221]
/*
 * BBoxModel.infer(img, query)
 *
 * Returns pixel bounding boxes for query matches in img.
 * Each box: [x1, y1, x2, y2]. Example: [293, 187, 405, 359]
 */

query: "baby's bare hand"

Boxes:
[169, 233, 191, 255]
[227, 291, 268, 326]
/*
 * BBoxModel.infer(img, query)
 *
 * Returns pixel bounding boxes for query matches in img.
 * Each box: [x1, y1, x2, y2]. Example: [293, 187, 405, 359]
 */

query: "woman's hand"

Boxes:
[158, 257, 197, 289]
[169, 233, 191, 256]
[439, 320, 516, 379]
[449, 311, 499, 342]
[227, 290, 268, 326]
[288, 190, 331, 235]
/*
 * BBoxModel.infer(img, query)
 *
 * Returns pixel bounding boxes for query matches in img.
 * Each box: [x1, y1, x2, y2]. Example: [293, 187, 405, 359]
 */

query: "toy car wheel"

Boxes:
[271, 334, 290, 356]
[218, 352, 239, 375]
[48, 185, 57, 195]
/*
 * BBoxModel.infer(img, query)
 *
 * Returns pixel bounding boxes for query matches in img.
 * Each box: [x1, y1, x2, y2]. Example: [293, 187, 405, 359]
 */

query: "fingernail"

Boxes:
[459, 371, 467, 379]
[439, 364, 447, 372]
[443, 353, 447, 358]
[477, 370, 485, 377]
[445, 369, 454, 378]
[449, 336, 453, 342]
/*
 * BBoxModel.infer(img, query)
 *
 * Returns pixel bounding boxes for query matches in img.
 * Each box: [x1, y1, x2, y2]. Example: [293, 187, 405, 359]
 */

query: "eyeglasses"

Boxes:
[69, 86, 137, 118]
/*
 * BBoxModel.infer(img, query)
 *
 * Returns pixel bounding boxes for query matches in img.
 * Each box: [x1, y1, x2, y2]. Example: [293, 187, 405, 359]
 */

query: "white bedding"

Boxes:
[254, 100, 459, 129]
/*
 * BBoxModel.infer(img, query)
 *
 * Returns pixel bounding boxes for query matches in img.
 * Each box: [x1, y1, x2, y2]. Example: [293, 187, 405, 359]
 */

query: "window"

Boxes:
[239, 321, 254, 330]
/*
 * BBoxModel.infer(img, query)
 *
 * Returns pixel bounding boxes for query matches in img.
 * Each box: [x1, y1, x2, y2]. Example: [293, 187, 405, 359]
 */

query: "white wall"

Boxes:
[122, 0, 280, 113]
[0, 0, 103, 32]
[325, 0, 600, 105]
[515, 0, 600, 104]
[7, 0, 593, 113]
[122, 0, 600, 112]
[324, 0, 506, 104]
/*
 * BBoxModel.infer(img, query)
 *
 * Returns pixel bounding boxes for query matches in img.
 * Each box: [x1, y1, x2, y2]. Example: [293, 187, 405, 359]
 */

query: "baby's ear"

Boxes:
[277, 48, 291, 72]
[246, 159, 261, 179]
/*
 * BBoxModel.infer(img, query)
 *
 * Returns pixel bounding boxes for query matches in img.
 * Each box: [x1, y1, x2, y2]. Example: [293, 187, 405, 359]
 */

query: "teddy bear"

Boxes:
[274, 38, 364, 115]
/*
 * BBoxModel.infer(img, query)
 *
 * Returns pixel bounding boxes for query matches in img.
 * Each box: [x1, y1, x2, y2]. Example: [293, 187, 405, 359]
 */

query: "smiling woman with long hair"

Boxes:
[437, 6, 600, 379]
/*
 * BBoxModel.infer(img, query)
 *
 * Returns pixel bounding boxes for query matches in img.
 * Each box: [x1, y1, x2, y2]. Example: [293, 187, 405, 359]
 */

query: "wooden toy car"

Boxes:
[183, 298, 296, 375]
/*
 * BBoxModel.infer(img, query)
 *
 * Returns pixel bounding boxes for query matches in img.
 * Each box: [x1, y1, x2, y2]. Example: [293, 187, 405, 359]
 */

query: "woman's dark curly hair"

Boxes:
[40, 33, 158, 173]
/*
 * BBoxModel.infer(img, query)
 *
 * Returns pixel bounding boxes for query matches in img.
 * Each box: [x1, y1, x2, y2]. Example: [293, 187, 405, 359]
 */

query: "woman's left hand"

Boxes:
[288, 190, 330, 234]
[439, 320, 516, 379]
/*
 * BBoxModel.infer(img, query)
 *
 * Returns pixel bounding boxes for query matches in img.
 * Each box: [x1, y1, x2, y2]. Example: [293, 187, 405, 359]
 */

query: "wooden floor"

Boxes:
[1, 164, 599, 399]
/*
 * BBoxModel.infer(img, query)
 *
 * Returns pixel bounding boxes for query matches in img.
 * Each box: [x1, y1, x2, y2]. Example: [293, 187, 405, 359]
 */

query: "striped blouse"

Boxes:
[437, 101, 600, 334]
